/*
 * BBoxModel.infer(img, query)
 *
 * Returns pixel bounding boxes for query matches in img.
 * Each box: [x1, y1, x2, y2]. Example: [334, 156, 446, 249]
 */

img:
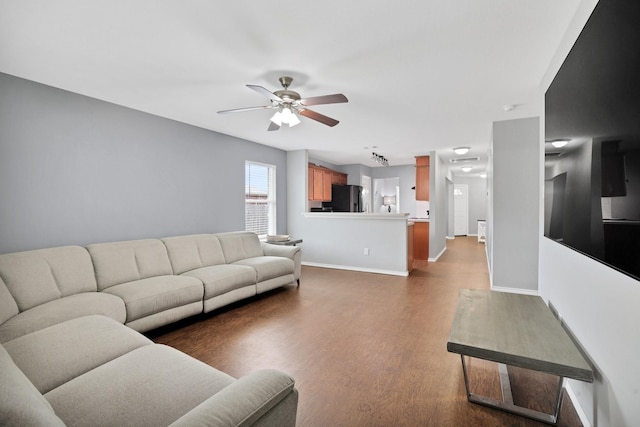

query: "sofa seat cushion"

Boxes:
[45, 344, 235, 427]
[101, 275, 203, 323]
[0, 344, 66, 427]
[233, 256, 295, 283]
[0, 292, 126, 343]
[4, 315, 152, 394]
[182, 264, 257, 299]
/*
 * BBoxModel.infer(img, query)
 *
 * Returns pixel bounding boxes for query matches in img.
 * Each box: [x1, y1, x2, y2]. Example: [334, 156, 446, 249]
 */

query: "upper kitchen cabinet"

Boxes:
[308, 163, 347, 201]
[415, 156, 430, 201]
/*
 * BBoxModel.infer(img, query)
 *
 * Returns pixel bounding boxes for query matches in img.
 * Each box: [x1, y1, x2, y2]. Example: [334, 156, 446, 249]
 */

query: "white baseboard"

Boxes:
[301, 261, 408, 277]
[446, 235, 455, 240]
[490, 286, 539, 296]
[428, 246, 447, 262]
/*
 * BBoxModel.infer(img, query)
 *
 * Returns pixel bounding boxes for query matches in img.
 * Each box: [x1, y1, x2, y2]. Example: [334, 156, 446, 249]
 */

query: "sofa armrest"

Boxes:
[169, 369, 297, 427]
[261, 244, 301, 282]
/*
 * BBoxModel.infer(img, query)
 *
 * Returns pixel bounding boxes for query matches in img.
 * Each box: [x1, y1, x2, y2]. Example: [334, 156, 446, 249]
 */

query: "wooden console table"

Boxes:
[447, 289, 593, 425]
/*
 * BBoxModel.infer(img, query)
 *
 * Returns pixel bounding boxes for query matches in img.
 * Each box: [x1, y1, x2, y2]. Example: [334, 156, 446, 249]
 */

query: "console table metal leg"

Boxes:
[459, 355, 565, 425]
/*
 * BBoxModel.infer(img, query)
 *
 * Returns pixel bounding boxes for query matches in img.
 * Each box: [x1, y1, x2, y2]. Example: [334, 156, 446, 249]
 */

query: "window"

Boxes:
[245, 161, 276, 238]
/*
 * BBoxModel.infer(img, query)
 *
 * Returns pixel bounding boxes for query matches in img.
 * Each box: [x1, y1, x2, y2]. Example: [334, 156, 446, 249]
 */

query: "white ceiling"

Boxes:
[0, 1, 582, 176]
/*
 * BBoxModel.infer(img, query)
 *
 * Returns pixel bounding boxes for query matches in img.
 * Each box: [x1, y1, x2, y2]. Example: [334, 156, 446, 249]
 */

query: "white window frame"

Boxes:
[245, 161, 276, 239]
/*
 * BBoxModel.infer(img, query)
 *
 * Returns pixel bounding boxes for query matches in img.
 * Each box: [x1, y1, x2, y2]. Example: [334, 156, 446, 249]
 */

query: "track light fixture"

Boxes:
[371, 152, 389, 167]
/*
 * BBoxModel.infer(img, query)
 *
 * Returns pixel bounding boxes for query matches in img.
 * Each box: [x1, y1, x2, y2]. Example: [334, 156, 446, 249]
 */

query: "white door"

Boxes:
[361, 175, 372, 213]
[454, 184, 469, 236]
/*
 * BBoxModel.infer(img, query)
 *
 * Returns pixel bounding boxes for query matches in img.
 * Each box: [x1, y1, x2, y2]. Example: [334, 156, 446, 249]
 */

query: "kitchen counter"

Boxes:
[408, 217, 430, 223]
[299, 211, 411, 276]
[304, 212, 410, 220]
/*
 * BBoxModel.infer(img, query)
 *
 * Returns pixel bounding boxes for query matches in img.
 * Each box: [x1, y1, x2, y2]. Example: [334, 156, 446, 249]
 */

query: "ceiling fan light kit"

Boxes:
[218, 76, 348, 131]
[270, 107, 300, 127]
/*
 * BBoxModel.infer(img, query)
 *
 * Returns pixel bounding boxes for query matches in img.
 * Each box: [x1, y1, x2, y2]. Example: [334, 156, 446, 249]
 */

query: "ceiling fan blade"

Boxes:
[246, 84, 283, 102]
[300, 93, 348, 106]
[299, 109, 340, 127]
[217, 105, 275, 114]
[267, 122, 280, 131]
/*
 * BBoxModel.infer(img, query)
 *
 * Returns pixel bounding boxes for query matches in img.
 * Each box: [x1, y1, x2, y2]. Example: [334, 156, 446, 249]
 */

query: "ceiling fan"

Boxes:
[217, 76, 348, 131]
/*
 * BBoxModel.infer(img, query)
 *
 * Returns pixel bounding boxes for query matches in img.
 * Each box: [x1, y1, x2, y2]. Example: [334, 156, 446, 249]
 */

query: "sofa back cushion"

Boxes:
[162, 234, 226, 275]
[0, 246, 97, 312]
[0, 344, 66, 426]
[216, 232, 264, 264]
[0, 277, 19, 325]
[87, 239, 173, 291]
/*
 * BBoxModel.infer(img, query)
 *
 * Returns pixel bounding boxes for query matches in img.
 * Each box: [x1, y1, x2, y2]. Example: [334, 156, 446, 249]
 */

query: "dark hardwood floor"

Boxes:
[150, 236, 582, 427]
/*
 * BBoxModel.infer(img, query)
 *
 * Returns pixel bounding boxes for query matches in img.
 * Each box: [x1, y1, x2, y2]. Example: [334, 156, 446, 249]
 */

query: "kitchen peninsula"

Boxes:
[301, 212, 411, 276]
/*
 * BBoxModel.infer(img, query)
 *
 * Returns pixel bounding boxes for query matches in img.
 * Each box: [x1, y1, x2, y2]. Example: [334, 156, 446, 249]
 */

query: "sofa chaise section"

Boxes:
[162, 234, 258, 314]
[0, 246, 125, 343]
[0, 314, 299, 427]
[86, 239, 203, 333]
[216, 232, 299, 293]
[3, 315, 152, 394]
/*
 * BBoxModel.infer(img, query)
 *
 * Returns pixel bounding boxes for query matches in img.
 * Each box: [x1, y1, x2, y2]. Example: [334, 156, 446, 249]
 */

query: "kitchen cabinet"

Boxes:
[331, 171, 348, 185]
[415, 156, 430, 201]
[414, 221, 429, 260]
[308, 164, 347, 201]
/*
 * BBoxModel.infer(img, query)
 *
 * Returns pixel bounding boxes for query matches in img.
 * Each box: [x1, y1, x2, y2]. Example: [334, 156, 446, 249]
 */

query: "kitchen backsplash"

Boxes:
[416, 200, 430, 218]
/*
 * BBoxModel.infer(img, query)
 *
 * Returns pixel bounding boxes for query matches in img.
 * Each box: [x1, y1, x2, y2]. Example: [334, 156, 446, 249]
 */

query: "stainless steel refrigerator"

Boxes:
[329, 184, 363, 212]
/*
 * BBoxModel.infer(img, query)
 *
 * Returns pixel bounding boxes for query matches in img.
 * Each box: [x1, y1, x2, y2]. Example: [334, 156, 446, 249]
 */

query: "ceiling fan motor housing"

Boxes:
[274, 89, 301, 103]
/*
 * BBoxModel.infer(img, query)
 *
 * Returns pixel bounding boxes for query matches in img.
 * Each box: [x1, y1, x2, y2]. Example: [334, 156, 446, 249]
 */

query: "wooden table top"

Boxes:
[447, 289, 593, 382]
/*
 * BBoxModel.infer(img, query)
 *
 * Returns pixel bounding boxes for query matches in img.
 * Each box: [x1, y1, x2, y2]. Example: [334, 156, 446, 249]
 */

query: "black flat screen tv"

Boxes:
[544, 0, 640, 281]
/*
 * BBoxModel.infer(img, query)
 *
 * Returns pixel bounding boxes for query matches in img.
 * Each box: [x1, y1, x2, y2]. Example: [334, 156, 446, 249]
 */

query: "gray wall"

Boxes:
[429, 152, 448, 260]
[490, 117, 540, 292]
[0, 73, 288, 254]
[453, 176, 488, 235]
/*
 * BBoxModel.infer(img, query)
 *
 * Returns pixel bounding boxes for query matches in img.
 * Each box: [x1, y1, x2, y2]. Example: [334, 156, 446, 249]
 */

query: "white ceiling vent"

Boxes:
[449, 157, 480, 163]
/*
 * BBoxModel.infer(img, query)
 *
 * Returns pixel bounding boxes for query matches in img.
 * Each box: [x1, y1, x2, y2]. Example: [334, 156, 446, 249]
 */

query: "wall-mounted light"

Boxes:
[371, 152, 389, 166]
[453, 146, 470, 155]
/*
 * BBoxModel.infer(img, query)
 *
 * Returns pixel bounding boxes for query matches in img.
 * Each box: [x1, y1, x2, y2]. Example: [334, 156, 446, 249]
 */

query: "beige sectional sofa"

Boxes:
[0, 231, 300, 426]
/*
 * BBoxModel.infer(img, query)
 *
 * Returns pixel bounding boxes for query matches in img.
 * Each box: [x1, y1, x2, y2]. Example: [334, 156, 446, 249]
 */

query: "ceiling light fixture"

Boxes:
[270, 106, 300, 127]
[461, 166, 473, 172]
[453, 147, 470, 155]
[371, 152, 389, 167]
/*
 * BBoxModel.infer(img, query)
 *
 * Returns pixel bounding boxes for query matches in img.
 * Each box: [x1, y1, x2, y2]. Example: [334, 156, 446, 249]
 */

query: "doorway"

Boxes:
[362, 175, 372, 213]
[373, 177, 400, 213]
[454, 184, 469, 236]
[446, 178, 454, 238]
